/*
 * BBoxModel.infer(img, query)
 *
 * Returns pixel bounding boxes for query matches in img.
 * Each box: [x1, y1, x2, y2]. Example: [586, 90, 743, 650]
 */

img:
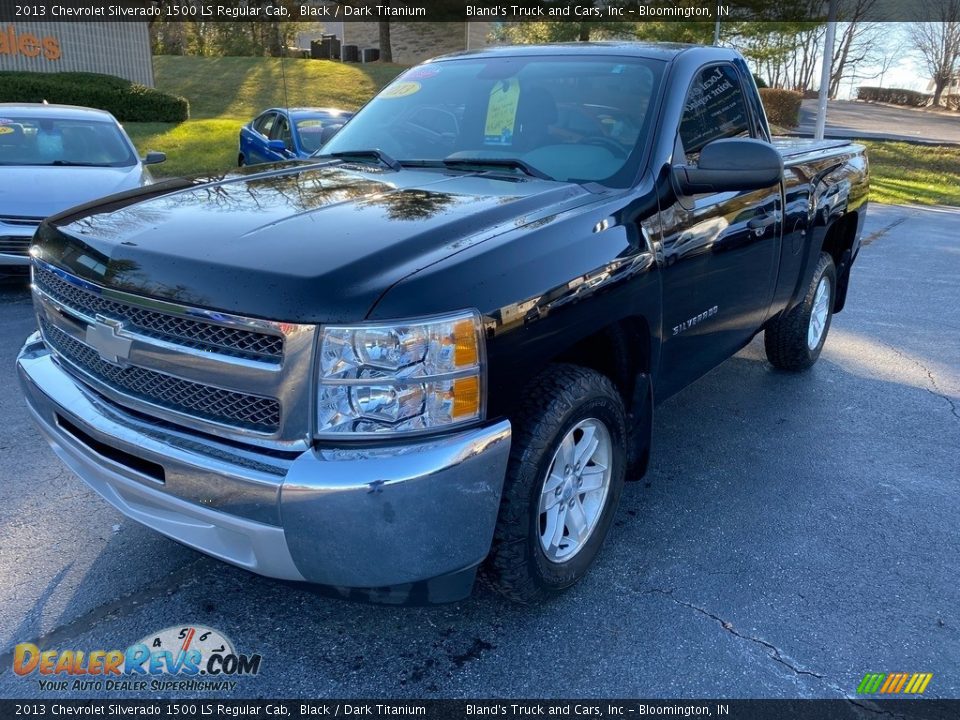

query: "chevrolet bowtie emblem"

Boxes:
[85, 316, 133, 366]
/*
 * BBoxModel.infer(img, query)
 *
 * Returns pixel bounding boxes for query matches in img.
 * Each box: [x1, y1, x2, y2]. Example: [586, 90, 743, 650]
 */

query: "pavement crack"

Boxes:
[923, 368, 960, 422]
[860, 217, 907, 248]
[881, 341, 960, 423]
[643, 588, 824, 680]
[0, 556, 206, 665]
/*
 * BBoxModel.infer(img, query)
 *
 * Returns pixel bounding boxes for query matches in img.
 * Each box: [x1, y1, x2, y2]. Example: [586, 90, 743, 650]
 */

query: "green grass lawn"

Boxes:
[126, 55, 407, 177]
[152, 55, 407, 119]
[858, 140, 960, 207]
[128, 57, 960, 207]
[126, 120, 241, 178]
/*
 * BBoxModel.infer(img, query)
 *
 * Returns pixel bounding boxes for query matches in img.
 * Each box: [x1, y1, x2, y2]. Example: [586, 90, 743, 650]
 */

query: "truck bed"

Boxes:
[771, 137, 855, 161]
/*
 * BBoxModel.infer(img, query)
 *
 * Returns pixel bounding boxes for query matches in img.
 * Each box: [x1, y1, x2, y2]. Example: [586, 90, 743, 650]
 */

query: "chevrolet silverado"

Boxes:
[18, 43, 868, 604]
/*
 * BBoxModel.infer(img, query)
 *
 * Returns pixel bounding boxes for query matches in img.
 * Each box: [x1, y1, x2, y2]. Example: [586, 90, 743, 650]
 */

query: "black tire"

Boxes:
[238, 154, 246, 167]
[483, 364, 628, 603]
[764, 252, 836, 371]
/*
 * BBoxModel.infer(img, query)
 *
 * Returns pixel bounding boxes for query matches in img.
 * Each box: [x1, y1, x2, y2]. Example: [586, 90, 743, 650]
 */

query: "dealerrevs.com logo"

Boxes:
[13, 625, 261, 692]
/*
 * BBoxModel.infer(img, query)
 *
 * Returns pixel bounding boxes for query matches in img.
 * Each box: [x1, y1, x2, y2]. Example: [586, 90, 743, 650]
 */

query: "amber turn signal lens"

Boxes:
[451, 376, 481, 419]
[453, 319, 479, 368]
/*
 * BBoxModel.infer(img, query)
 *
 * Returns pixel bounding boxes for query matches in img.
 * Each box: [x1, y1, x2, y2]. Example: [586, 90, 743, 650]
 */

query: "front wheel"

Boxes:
[483, 364, 628, 603]
[764, 252, 837, 371]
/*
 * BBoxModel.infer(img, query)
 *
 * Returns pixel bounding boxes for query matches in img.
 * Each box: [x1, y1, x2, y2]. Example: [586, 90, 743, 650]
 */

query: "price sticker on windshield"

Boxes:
[484, 78, 520, 146]
[381, 81, 421, 99]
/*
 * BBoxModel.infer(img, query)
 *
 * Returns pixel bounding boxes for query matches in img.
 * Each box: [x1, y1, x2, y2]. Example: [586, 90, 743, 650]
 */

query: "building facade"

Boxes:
[0, 22, 154, 86]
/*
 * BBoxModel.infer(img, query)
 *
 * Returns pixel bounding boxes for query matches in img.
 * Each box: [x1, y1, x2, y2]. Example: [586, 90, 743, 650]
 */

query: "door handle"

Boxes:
[747, 214, 777, 230]
[747, 214, 778, 237]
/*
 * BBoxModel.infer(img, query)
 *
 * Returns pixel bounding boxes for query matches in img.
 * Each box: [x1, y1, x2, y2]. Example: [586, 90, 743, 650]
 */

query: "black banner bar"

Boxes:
[0, 700, 956, 720]
[0, 0, 950, 23]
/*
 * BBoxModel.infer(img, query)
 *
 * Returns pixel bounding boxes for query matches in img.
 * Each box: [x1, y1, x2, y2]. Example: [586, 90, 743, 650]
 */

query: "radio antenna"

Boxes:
[279, 20, 290, 112]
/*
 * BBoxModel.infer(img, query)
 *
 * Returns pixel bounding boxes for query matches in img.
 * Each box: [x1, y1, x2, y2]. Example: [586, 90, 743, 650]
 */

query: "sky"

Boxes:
[833, 23, 927, 99]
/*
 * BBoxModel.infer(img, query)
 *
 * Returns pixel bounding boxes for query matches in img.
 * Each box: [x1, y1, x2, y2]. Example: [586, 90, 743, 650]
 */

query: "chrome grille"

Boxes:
[34, 264, 283, 361]
[0, 236, 30, 256]
[40, 318, 281, 433]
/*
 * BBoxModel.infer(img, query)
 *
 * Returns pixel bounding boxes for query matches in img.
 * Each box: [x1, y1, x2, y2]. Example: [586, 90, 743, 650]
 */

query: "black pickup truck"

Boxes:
[19, 43, 868, 604]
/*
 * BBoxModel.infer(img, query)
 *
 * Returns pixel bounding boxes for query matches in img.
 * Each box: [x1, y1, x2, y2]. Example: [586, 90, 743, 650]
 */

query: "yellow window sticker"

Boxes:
[381, 81, 421, 99]
[484, 79, 520, 145]
[0, 126, 13, 135]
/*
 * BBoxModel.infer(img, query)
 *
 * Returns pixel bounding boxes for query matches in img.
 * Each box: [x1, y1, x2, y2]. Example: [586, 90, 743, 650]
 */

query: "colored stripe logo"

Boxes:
[857, 673, 933, 694]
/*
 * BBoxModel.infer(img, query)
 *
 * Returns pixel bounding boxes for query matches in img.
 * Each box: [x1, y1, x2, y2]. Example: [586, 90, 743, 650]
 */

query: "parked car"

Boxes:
[0, 104, 164, 275]
[238, 107, 352, 165]
[19, 44, 868, 604]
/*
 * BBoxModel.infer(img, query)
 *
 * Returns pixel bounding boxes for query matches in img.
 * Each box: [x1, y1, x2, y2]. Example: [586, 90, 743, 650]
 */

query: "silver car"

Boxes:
[0, 103, 165, 274]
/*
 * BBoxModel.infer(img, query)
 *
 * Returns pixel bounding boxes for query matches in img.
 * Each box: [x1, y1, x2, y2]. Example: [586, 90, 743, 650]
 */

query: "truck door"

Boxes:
[656, 63, 782, 396]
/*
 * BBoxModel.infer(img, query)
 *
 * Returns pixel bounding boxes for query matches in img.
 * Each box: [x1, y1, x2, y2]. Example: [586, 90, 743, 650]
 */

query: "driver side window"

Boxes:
[270, 115, 293, 150]
[254, 112, 276, 137]
[679, 65, 752, 161]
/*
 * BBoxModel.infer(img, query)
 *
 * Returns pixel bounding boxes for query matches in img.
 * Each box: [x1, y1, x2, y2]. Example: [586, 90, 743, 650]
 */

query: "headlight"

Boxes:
[316, 310, 485, 437]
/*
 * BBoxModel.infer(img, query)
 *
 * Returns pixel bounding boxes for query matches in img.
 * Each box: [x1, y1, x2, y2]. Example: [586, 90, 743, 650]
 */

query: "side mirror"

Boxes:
[673, 138, 783, 195]
[267, 139, 288, 152]
[319, 124, 344, 147]
[142, 151, 166, 165]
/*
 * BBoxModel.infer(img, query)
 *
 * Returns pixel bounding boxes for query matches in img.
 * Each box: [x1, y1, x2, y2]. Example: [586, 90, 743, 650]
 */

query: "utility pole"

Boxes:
[713, 20, 721, 46]
[814, 0, 838, 141]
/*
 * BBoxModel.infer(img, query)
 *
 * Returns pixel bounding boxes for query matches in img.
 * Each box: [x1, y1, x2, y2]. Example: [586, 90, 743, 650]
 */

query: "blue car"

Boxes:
[238, 107, 353, 166]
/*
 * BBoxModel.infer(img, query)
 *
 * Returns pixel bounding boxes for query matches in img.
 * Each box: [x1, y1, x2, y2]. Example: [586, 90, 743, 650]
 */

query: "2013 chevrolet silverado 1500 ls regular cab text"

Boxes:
[18, 43, 868, 604]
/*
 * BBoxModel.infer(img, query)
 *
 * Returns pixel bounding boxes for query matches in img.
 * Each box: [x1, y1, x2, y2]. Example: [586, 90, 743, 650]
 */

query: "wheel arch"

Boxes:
[551, 315, 655, 479]
[820, 210, 860, 313]
[552, 316, 652, 404]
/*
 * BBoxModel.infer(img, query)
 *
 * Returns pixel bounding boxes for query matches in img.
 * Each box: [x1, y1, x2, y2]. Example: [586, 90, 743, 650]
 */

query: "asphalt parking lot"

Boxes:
[797, 100, 960, 145]
[0, 203, 957, 700]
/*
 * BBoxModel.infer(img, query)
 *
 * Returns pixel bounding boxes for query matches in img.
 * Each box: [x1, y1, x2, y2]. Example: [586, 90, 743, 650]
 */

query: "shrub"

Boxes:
[0, 71, 189, 122]
[759, 88, 802, 128]
[752, 73, 768, 89]
[857, 86, 930, 107]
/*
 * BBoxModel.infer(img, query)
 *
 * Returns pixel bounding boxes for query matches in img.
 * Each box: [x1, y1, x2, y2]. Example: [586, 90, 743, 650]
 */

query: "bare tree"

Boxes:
[792, 24, 827, 91]
[875, 39, 904, 87]
[909, 0, 960, 105]
[827, 0, 881, 97]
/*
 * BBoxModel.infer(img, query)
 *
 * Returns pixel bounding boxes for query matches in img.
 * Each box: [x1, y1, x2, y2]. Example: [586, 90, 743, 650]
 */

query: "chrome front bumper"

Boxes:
[18, 332, 511, 603]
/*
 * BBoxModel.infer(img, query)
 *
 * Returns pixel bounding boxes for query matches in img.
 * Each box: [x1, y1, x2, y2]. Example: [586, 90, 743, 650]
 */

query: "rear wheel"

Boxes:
[238, 154, 246, 167]
[483, 364, 627, 603]
[764, 252, 836, 371]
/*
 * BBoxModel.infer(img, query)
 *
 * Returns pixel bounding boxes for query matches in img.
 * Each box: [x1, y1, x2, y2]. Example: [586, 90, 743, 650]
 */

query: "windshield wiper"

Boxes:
[51, 160, 102, 167]
[441, 156, 552, 180]
[0, 161, 103, 167]
[322, 149, 401, 171]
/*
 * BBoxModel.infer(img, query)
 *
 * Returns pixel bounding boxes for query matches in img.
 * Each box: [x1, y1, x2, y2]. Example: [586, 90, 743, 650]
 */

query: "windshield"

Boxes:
[0, 116, 137, 167]
[296, 116, 347, 154]
[320, 55, 663, 187]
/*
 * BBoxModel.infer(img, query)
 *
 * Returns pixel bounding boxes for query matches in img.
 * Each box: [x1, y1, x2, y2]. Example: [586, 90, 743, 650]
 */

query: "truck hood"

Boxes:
[0, 165, 147, 219]
[36, 162, 591, 323]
